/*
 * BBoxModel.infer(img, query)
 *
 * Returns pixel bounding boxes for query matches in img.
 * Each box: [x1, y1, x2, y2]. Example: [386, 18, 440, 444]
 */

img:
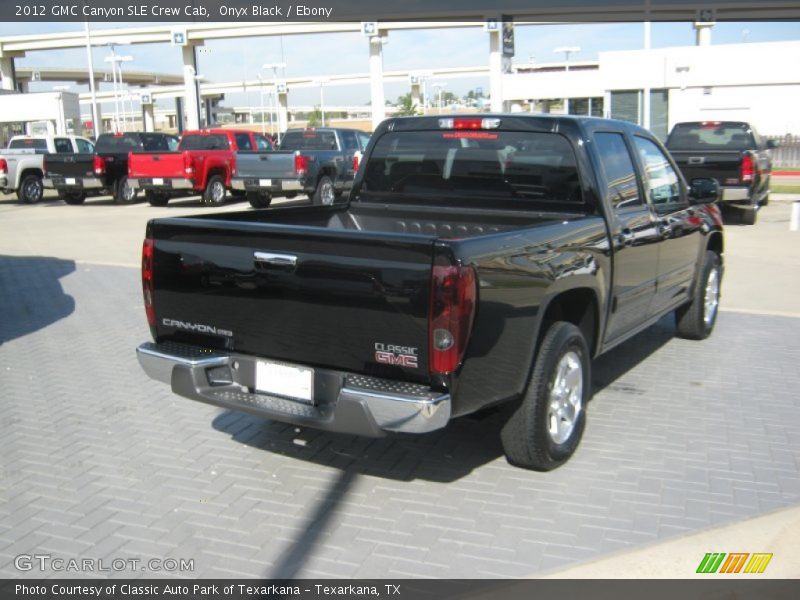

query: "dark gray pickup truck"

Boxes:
[230, 127, 370, 208]
[137, 115, 724, 471]
[666, 121, 775, 225]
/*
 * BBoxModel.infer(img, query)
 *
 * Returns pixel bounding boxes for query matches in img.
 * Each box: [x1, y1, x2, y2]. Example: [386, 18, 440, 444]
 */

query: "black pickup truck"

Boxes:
[230, 127, 370, 208]
[665, 121, 775, 225]
[43, 132, 178, 205]
[136, 115, 724, 471]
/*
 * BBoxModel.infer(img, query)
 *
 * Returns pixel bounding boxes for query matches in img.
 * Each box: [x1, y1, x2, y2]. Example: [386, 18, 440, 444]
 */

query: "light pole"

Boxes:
[257, 74, 266, 135]
[553, 46, 580, 71]
[316, 78, 329, 127]
[83, 22, 100, 139]
[262, 62, 286, 142]
[433, 83, 447, 114]
[104, 50, 132, 132]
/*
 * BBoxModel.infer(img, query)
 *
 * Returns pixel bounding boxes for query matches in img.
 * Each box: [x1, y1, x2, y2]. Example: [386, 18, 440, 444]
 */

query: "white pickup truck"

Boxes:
[0, 135, 95, 203]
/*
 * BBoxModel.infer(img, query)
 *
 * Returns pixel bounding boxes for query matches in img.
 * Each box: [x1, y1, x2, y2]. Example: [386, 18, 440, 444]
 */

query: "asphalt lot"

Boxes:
[1, 192, 799, 578]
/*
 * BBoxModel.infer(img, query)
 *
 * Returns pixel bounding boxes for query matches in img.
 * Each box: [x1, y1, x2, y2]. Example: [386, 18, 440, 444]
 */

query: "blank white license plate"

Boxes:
[152, 178, 164, 185]
[65, 177, 76, 185]
[259, 179, 272, 187]
[255, 360, 314, 403]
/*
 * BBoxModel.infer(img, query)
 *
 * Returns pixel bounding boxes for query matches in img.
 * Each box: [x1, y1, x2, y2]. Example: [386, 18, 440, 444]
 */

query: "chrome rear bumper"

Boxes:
[136, 341, 450, 437]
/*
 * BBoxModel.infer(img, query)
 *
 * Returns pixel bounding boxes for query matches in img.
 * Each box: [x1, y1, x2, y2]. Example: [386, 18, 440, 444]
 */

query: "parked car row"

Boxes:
[2, 121, 775, 227]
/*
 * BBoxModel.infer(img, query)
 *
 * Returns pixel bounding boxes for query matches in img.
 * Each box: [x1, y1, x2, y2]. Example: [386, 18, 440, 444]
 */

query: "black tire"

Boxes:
[247, 192, 272, 209]
[500, 321, 590, 471]
[114, 176, 138, 204]
[203, 175, 227, 206]
[145, 190, 169, 207]
[60, 190, 86, 205]
[312, 175, 335, 206]
[740, 206, 757, 225]
[676, 251, 722, 340]
[17, 173, 44, 204]
[760, 194, 770, 207]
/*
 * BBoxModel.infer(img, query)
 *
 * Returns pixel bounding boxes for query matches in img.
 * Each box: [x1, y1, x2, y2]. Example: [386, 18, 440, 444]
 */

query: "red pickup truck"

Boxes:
[128, 129, 273, 206]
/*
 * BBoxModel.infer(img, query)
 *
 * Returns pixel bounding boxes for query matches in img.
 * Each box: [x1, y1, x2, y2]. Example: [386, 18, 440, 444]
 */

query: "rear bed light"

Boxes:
[294, 152, 309, 176]
[429, 265, 477, 375]
[183, 152, 194, 177]
[740, 154, 754, 184]
[439, 118, 501, 130]
[93, 155, 106, 176]
[142, 238, 156, 328]
[0, 158, 7, 175]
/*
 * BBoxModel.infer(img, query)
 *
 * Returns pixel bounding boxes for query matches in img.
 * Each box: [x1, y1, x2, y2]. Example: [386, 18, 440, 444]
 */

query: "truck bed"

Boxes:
[147, 202, 565, 385]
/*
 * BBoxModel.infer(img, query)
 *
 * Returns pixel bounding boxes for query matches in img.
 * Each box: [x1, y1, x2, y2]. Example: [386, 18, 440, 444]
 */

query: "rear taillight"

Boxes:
[142, 238, 156, 329]
[740, 154, 754, 184]
[127, 152, 133, 177]
[0, 158, 7, 175]
[352, 151, 362, 172]
[183, 152, 194, 177]
[429, 265, 477, 375]
[93, 155, 106, 176]
[294, 152, 309, 176]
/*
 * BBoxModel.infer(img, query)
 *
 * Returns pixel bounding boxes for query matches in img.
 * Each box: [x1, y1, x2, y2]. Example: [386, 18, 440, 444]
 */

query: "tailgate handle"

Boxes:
[254, 252, 297, 269]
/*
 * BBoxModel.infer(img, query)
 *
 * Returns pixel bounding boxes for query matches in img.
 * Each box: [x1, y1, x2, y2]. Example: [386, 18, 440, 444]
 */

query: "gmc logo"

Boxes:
[375, 351, 418, 368]
[374, 343, 419, 368]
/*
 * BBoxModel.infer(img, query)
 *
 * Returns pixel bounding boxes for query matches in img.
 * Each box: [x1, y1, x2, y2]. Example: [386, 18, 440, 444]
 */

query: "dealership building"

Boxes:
[506, 39, 800, 139]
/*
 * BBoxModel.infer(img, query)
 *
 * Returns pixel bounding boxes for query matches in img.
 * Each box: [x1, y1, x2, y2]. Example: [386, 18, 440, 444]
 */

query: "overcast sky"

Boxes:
[0, 21, 797, 109]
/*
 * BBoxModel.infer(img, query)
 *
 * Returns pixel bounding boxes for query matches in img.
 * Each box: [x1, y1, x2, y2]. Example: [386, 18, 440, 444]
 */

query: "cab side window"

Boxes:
[593, 132, 641, 210]
[54, 138, 74, 153]
[340, 130, 358, 151]
[633, 136, 683, 211]
[75, 138, 94, 153]
[234, 133, 253, 151]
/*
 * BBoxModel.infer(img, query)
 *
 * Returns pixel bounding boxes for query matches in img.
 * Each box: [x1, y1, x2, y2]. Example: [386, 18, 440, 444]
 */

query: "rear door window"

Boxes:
[340, 130, 359, 151]
[634, 136, 684, 212]
[254, 134, 273, 150]
[593, 132, 642, 209]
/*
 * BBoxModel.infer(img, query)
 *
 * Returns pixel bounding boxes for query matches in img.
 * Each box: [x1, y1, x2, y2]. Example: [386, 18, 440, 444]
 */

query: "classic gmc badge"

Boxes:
[374, 343, 419, 368]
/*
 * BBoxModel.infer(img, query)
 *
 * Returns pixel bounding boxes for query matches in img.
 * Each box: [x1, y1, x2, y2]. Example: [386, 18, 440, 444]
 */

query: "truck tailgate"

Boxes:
[234, 151, 296, 179]
[670, 150, 743, 185]
[149, 218, 435, 383]
[44, 154, 95, 178]
[129, 152, 185, 178]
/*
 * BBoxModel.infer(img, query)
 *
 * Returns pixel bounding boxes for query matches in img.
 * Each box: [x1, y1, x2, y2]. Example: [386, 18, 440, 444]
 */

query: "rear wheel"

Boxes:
[17, 174, 44, 204]
[203, 175, 227, 206]
[145, 190, 169, 207]
[676, 251, 722, 340]
[247, 191, 272, 209]
[500, 321, 590, 471]
[312, 175, 335, 206]
[114, 176, 138, 204]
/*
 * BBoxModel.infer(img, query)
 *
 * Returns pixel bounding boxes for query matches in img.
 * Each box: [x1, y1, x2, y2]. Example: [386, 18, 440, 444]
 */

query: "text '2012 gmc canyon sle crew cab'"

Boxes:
[137, 115, 724, 471]
[666, 120, 775, 225]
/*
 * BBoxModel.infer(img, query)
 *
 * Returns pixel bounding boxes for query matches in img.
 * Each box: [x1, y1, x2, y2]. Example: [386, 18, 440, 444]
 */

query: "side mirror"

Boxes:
[766, 139, 779, 149]
[688, 177, 720, 204]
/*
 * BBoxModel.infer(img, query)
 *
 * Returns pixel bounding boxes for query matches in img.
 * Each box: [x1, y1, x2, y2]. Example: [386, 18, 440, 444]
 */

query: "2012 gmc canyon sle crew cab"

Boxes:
[137, 115, 724, 471]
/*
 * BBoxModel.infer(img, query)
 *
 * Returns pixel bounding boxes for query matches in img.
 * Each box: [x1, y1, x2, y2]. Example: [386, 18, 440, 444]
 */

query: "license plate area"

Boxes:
[152, 177, 164, 185]
[259, 178, 272, 187]
[65, 177, 76, 185]
[255, 359, 314, 404]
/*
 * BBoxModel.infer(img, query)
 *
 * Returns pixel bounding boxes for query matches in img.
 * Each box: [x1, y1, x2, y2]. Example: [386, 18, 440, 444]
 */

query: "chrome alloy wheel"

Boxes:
[320, 180, 335, 205]
[548, 351, 583, 445]
[210, 181, 225, 204]
[703, 266, 720, 327]
[24, 178, 43, 203]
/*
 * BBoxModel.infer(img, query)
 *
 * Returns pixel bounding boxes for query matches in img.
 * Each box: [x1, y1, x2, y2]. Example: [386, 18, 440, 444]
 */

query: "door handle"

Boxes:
[618, 228, 635, 246]
[254, 252, 297, 269]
